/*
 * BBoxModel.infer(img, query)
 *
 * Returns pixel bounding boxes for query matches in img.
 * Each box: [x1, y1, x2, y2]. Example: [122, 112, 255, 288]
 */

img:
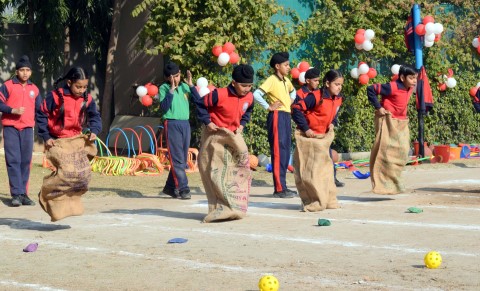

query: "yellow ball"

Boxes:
[258, 275, 279, 291]
[424, 251, 442, 269]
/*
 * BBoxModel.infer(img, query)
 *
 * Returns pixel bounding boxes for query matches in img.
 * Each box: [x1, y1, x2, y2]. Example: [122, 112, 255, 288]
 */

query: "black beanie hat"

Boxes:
[269, 52, 289, 68]
[232, 64, 254, 83]
[16, 55, 32, 70]
[305, 68, 320, 80]
[163, 62, 180, 77]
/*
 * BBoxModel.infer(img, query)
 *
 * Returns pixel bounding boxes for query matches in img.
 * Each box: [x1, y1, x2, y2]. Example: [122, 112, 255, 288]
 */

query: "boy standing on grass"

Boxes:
[253, 52, 297, 198]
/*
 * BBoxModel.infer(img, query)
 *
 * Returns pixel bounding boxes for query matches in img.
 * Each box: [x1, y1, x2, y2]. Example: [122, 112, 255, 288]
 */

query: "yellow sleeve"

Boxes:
[259, 76, 274, 94]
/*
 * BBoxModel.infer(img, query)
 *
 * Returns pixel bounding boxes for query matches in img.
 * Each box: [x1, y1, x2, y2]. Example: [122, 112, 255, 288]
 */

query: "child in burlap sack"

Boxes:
[36, 67, 102, 221]
[291, 69, 344, 211]
[194, 64, 255, 222]
[367, 65, 417, 194]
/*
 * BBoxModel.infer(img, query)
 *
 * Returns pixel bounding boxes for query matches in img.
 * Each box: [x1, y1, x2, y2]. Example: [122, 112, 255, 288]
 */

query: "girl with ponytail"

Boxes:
[36, 67, 102, 148]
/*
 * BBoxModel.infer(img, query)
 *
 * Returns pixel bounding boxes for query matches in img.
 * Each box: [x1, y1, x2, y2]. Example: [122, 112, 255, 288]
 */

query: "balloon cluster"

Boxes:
[390, 64, 401, 81]
[414, 15, 444, 48]
[135, 83, 158, 107]
[469, 82, 480, 97]
[350, 62, 377, 85]
[290, 61, 311, 84]
[437, 69, 457, 91]
[212, 42, 240, 66]
[472, 36, 480, 55]
[354, 29, 375, 51]
[195, 77, 216, 97]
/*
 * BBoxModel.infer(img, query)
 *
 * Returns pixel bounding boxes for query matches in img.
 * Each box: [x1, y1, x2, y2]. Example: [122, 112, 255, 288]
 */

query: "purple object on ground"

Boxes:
[168, 238, 188, 244]
[23, 243, 38, 252]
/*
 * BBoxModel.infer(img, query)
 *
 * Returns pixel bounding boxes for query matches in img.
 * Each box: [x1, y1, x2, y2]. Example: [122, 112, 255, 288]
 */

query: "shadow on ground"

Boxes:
[102, 208, 205, 221]
[338, 196, 395, 202]
[0, 218, 71, 231]
[415, 187, 480, 194]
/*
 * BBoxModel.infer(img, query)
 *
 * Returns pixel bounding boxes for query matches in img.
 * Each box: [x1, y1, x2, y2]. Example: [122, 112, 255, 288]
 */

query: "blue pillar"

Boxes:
[412, 4, 425, 157]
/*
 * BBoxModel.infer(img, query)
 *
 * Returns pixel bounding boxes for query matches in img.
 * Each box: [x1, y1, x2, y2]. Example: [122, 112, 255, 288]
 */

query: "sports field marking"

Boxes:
[0, 279, 68, 291]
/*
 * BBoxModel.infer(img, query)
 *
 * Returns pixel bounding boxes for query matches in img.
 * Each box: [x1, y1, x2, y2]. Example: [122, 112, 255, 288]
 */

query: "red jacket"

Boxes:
[201, 86, 254, 132]
[368, 81, 413, 119]
[0, 77, 41, 130]
[292, 90, 342, 134]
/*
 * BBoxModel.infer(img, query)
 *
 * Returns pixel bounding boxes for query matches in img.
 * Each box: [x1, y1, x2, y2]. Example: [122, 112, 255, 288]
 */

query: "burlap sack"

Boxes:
[369, 113, 410, 194]
[294, 128, 338, 212]
[198, 127, 251, 223]
[39, 135, 97, 221]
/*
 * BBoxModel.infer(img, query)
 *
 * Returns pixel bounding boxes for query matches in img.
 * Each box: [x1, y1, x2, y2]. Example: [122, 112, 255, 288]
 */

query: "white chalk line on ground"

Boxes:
[435, 179, 480, 185]
[0, 279, 68, 291]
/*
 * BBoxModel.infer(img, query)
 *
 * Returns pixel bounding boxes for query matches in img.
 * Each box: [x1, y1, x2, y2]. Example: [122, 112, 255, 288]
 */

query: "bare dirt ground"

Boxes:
[1, 152, 480, 291]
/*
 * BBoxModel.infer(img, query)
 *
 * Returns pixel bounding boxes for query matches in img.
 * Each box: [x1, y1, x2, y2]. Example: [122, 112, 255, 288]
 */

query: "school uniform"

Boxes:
[0, 77, 41, 197]
[36, 87, 102, 140]
[473, 89, 480, 113]
[367, 80, 414, 119]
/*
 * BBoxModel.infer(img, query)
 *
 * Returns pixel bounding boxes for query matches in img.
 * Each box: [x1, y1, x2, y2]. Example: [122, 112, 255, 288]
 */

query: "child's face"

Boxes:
[400, 74, 418, 89]
[16, 67, 32, 83]
[231, 81, 253, 97]
[167, 73, 181, 86]
[306, 77, 320, 90]
[326, 77, 344, 96]
[67, 79, 89, 98]
[276, 61, 290, 77]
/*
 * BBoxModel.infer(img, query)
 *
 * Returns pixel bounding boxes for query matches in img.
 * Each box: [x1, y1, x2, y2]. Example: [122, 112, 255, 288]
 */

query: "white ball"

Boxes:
[424, 39, 434, 47]
[433, 23, 444, 34]
[425, 33, 436, 42]
[196, 77, 208, 88]
[217, 52, 230, 66]
[355, 42, 363, 50]
[364, 29, 375, 40]
[425, 22, 436, 34]
[358, 63, 370, 75]
[362, 40, 374, 51]
[476, 81, 480, 88]
[136, 85, 148, 97]
[391, 64, 400, 75]
[198, 86, 210, 97]
[473, 38, 479, 48]
[446, 77, 457, 88]
[299, 72, 306, 83]
[350, 68, 359, 79]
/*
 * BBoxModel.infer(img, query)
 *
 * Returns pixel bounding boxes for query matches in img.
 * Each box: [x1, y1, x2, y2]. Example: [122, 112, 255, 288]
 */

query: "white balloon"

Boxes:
[473, 38, 479, 48]
[364, 29, 375, 40]
[355, 42, 363, 50]
[424, 39, 434, 47]
[358, 63, 370, 75]
[136, 85, 148, 97]
[299, 72, 306, 83]
[138, 95, 144, 102]
[391, 64, 400, 75]
[362, 40, 374, 51]
[476, 81, 480, 88]
[425, 33, 436, 42]
[350, 68, 359, 79]
[433, 23, 444, 34]
[196, 77, 208, 88]
[446, 77, 457, 88]
[217, 52, 230, 66]
[425, 22, 435, 34]
[198, 86, 210, 97]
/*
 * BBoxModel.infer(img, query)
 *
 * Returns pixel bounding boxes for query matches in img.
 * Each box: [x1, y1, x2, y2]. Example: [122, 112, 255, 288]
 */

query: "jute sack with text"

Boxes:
[294, 128, 338, 212]
[198, 128, 251, 223]
[369, 113, 410, 194]
[39, 135, 97, 221]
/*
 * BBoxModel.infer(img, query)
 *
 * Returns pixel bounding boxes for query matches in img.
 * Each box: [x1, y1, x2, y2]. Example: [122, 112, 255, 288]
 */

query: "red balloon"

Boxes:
[423, 15, 435, 24]
[141, 95, 153, 107]
[356, 29, 365, 35]
[298, 61, 310, 72]
[470, 87, 478, 97]
[291, 67, 300, 79]
[434, 34, 442, 42]
[354, 33, 365, 44]
[229, 52, 240, 64]
[391, 74, 399, 81]
[367, 68, 377, 79]
[359, 74, 370, 85]
[438, 83, 447, 91]
[222, 42, 235, 54]
[147, 84, 158, 96]
[212, 45, 223, 57]
[358, 61, 366, 67]
[415, 24, 426, 36]
[477, 46, 480, 54]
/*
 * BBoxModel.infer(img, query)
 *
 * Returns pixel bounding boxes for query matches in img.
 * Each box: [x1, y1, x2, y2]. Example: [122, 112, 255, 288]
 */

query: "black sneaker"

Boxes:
[285, 188, 298, 196]
[162, 187, 179, 198]
[273, 190, 295, 198]
[21, 194, 36, 206]
[335, 178, 345, 187]
[11, 195, 22, 207]
[178, 189, 191, 200]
